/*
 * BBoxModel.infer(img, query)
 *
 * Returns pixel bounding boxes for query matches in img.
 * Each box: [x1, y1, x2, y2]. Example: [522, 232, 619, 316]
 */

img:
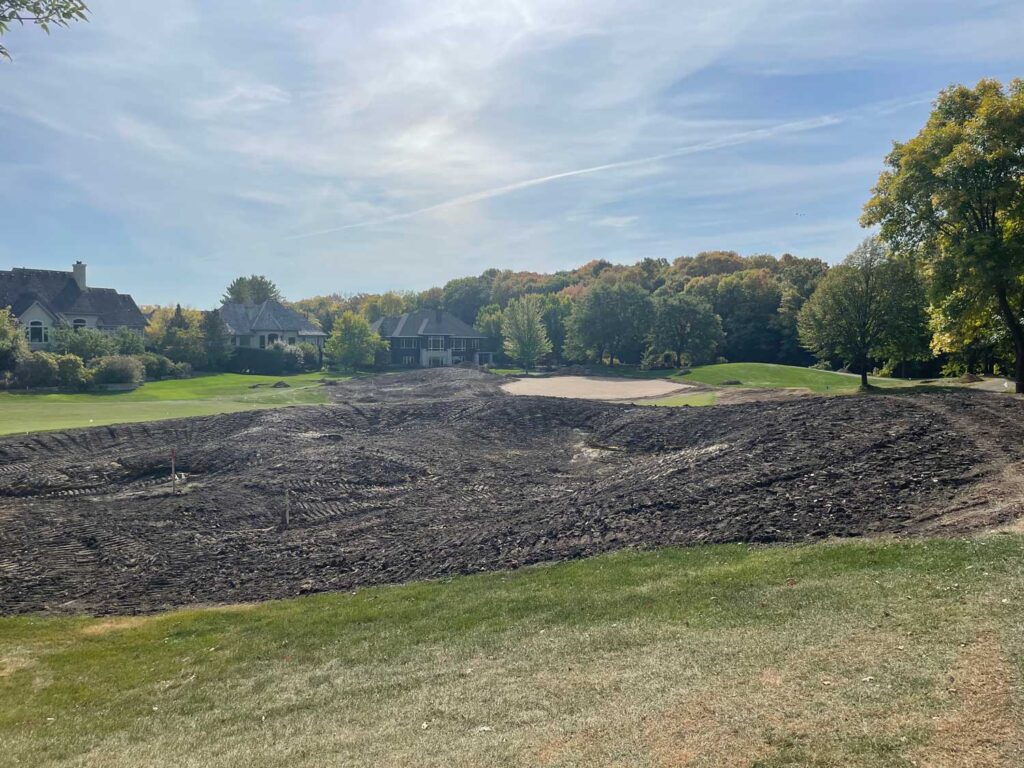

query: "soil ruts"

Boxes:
[0, 369, 1020, 614]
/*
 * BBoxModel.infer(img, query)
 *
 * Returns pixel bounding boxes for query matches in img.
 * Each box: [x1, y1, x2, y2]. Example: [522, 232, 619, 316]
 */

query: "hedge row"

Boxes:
[10, 352, 189, 391]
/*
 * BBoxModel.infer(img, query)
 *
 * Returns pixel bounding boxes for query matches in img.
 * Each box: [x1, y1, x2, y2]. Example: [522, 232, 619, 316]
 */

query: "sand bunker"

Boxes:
[502, 375, 692, 400]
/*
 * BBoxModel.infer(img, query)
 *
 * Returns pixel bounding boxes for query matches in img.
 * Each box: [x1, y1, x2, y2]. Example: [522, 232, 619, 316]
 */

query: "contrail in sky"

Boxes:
[284, 95, 930, 241]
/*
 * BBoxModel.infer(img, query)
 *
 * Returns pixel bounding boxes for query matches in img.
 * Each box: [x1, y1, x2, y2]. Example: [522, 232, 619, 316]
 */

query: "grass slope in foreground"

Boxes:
[681, 362, 911, 392]
[2, 536, 1022, 767]
[0, 372, 348, 436]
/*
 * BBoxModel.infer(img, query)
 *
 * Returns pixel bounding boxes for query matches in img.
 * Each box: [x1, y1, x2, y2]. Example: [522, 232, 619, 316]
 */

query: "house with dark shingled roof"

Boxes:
[217, 300, 327, 355]
[0, 262, 147, 350]
[371, 309, 492, 367]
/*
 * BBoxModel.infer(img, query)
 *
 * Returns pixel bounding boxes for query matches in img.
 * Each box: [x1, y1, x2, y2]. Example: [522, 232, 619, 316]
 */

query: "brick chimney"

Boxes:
[72, 261, 87, 290]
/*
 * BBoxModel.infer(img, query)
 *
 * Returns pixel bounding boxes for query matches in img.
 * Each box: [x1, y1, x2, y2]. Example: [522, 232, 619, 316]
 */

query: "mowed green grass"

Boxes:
[0, 372, 348, 435]
[633, 391, 718, 407]
[680, 362, 912, 392]
[2, 536, 1022, 767]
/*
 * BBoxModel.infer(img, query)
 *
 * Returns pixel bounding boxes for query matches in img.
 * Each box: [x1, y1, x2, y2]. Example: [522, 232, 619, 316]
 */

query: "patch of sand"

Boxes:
[502, 376, 692, 401]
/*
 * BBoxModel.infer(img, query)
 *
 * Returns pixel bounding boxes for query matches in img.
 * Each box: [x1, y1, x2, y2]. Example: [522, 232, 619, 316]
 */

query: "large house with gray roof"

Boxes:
[0, 262, 147, 350]
[218, 300, 327, 356]
[372, 309, 491, 367]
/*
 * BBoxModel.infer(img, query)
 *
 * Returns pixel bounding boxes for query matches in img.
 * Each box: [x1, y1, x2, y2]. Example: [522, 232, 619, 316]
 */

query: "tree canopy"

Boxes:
[651, 292, 723, 367]
[0, 306, 27, 374]
[798, 238, 928, 387]
[0, 0, 87, 60]
[325, 311, 385, 371]
[863, 78, 1024, 391]
[501, 295, 552, 371]
[222, 275, 283, 305]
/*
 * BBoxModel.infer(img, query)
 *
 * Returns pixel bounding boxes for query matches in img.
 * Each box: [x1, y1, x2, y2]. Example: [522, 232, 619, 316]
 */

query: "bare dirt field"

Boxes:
[1, 368, 1022, 615]
[500, 375, 692, 400]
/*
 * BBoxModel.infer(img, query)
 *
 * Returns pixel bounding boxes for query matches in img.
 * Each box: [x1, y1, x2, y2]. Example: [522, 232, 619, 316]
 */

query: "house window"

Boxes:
[267, 333, 279, 345]
[288, 337, 296, 345]
[452, 337, 466, 351]
[427, 336, 444, 351]
[400, 338, 418, 349]
[402, 355, 417, 367]
[27, 321, 47, 343]
[469, 338, 479, 350]
[72, 319, 87, 331]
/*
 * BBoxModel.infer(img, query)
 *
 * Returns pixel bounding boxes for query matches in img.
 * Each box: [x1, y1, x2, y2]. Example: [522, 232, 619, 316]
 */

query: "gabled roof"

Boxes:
[371, 309, 487, 339]
[0, 267, 147, 328]
[218, 300, 326, 336]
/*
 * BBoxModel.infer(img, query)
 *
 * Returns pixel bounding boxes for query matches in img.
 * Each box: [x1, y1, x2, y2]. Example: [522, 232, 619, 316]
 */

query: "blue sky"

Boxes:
[1, 1, 1022, 307]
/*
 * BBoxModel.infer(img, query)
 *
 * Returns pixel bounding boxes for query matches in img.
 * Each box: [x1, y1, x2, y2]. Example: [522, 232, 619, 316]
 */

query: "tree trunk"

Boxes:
[1015, 337, 1024, 394]
[861, 367, 868, 388]
[994, 288, 1024, 394]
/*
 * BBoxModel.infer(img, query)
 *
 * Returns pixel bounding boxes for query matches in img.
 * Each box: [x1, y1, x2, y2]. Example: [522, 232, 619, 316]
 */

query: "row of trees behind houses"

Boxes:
[2, 79, 1020, 390]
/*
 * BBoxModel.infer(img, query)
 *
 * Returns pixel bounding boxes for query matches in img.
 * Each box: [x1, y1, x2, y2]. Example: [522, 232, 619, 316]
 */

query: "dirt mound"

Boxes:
[0, 381, 1022, 615]
[329, 367, 503, 403]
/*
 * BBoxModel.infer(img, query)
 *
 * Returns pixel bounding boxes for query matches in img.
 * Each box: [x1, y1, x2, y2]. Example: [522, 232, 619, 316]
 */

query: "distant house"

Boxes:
[0, 262, 147, 350]
[218, 300, 327, 355]
[372, 309, 492, 367]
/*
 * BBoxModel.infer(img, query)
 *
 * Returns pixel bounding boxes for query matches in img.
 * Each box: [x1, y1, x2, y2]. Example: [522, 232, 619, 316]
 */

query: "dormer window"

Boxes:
[72, 319, 87, 331]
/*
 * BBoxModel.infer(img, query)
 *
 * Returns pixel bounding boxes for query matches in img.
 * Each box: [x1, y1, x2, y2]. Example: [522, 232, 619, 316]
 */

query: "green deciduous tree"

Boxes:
[651, 292, 723, 367]
[360, 291, 407, 323]
[567, 281, 652, 365]
[0, 306, 28, 375]
[863, 78, 1024, 392]
[538, 293, 573, 363]
[501, 295, 552, 371]
[442, 276, 491, 325]
[474, 304, 505, 362]
[222, 275, 283, 304]
[0, 0, 88, 60]
[798, 237, 927, 387]
[325, 311, 385, 371]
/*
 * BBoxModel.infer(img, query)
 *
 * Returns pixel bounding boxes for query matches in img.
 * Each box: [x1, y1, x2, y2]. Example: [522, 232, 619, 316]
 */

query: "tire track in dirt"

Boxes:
[0, 369, 1021, 615]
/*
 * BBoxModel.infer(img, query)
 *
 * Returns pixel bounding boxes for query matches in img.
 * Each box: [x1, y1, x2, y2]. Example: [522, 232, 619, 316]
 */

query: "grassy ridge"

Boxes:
[680, 362, 910, 392]
[634, 391, 718, 407]
[0, 372, 347, 435]
[2, 536, 1022, 766]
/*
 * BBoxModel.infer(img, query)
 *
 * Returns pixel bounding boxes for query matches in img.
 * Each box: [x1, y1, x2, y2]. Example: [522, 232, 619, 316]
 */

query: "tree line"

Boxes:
[291, 79, 1024, 389]
[2, 79, 1021, 390]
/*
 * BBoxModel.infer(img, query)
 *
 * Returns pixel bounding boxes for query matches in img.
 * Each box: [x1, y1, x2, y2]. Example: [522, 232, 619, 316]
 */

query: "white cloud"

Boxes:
[1, 0, 1021, 303]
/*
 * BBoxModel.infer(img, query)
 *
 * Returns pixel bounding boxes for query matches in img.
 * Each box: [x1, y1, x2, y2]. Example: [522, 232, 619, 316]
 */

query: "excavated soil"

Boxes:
[1, 369, 1022, 615]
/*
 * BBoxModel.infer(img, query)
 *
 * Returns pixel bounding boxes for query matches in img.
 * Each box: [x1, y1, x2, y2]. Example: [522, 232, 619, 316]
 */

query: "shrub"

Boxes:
[56, 354, 90, 391]
[139, 352, 177, 380]
[281, 344, 304, 373]
[228, 347, 286, 376]
[15, 351, 59, 388]
[297, 343, 320, 371]
[91, 355, 145, 386]
[112, 327, 145, 355]
[172, 361, 193, 379]
[50, 326, 116, 362]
